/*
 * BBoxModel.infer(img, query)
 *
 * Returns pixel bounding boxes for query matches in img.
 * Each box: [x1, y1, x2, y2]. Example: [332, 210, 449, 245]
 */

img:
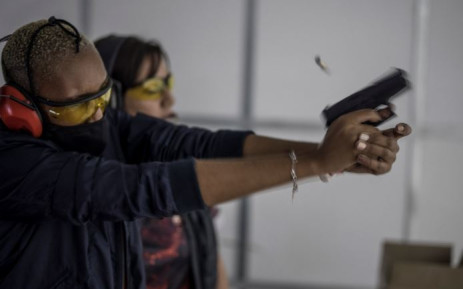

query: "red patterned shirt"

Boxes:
[141, 216, 190, 289]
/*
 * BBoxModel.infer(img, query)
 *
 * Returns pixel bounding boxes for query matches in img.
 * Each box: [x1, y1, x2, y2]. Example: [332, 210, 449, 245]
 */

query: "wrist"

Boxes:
[299, 151, 328, 177]
[309, 152, 335, 182]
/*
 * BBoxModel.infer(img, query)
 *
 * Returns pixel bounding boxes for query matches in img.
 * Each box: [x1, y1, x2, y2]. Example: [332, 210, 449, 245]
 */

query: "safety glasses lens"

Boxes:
[47, 88, 111, 125]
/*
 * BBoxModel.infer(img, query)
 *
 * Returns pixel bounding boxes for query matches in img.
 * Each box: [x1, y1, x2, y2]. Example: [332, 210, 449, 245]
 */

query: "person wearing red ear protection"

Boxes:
[0, 17, 410, 289]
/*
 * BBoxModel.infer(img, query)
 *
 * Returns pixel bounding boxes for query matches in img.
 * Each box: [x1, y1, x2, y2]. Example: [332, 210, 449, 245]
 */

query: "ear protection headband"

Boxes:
[94, 35, 128, 110]
[0, 16, 81, 137]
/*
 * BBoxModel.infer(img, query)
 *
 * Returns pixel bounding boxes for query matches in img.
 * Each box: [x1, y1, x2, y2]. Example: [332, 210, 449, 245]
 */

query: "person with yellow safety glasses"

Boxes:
[38, 77, 113, 126]
[95, 35, 228, 289]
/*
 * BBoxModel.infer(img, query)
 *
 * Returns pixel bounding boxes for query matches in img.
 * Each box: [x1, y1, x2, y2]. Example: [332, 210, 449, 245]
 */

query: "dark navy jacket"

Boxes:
[0, 109, 251, 289]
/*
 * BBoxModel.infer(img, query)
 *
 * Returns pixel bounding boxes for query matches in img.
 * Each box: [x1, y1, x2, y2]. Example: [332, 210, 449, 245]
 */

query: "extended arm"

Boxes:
[242, 107, 412, 175]
[112, 110, 251, 162]
[197, 109, 386, 206]
[0, 110, 408, 222]
[242, 134, 319, 156]
[0, 138, 204, 223]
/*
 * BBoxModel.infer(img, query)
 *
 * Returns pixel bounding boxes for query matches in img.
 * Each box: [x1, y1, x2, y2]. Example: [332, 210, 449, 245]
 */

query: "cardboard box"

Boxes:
[379, 241, 452, 288]
[388, 262, 463, 289]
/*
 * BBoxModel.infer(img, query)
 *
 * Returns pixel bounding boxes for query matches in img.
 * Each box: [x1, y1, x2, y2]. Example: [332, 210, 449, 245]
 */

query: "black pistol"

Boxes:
[322, 68, 410, 127]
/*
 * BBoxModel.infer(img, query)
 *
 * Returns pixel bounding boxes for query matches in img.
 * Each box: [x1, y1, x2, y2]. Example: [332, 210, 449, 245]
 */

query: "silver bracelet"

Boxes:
[319, 174, 330, 183]
[289, 150, 298, 200]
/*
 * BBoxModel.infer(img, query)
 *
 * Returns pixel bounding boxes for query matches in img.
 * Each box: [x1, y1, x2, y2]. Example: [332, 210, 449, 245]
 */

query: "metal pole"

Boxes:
[402, 0, 429, 241]
[236, 0, 257, 286]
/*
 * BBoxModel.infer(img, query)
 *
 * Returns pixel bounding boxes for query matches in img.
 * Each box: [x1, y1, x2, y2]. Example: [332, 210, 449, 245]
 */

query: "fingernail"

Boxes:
[357, 142, 367, 150]
[358, 154, 368, 162]
[397, 125, 404, 132]
[380, 110, 391, 119]
[359, 133, 369, 141]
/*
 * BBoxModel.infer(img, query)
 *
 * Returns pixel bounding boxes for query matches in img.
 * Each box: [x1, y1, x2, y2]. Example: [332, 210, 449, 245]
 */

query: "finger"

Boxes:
[393, 123, 412, 138]
[342, 109, 383, 125]
[388, 103, 396, 112]
[367, 133, 399, 152]
[356, 132, 399, 153]
[382, 123, 412, 139]
[381, 128, 395, 137]
[346, 163, 374, 174]
[377, 105, 394, 120]
[357, 154, 391, 175]
[357, 125, 381, 137]
[356, 141, 396, 164]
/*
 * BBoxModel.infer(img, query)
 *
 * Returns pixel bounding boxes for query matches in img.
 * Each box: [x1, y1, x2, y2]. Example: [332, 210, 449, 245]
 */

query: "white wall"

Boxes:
[1, 0, 463, 288]
[247, 128, 411, 287]
[253, 0, 413, 124]
[249, 1, 414, 287]
[424, 0, 463, 127]
[409, 0, 463, 266]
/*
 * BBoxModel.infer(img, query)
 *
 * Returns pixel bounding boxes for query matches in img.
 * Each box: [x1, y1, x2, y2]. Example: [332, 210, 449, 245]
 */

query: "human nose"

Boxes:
[88, 107, 103, 123]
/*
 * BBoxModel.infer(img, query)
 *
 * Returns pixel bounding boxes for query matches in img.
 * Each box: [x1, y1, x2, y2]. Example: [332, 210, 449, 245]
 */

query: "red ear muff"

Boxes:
[0, 84, 43, 137]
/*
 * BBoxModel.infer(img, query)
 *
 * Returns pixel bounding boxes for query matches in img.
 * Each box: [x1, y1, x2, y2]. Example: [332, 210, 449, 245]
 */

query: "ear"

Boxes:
[0, 83, 43, 137]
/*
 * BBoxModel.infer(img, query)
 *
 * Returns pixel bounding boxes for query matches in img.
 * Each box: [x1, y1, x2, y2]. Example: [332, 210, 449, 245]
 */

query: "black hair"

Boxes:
[109, 37, 168, 94]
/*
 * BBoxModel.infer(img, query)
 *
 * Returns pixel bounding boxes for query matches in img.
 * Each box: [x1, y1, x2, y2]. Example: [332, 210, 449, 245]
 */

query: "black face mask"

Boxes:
[43, 116, 110, 156]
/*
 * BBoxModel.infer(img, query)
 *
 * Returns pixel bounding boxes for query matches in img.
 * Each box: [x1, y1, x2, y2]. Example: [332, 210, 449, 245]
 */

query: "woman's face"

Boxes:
[124, 55, 175, 119]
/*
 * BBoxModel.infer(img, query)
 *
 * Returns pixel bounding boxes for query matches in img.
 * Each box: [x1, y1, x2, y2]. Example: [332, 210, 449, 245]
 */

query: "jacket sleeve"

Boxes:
[111, 110, 253, 163]
[0, 139, 204, 224]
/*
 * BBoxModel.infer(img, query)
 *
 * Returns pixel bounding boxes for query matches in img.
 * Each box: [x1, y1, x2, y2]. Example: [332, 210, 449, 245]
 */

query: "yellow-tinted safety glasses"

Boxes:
[36, 78, 112, 126]
[126, 74, 174, 101]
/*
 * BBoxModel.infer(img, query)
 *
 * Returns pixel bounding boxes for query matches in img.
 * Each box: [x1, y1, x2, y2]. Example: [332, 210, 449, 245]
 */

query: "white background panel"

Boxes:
[247, 127, 409, 287]
[254, 0, 414, 123]
[425, 0, 463, 126]
[410, 136, 463, 265]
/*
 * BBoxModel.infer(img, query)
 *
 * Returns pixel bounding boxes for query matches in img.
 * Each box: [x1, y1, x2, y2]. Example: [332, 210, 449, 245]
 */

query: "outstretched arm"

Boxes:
[242, 135, 319, 157]
[197, 109, 384, 206]
[241, 107, 412, 176]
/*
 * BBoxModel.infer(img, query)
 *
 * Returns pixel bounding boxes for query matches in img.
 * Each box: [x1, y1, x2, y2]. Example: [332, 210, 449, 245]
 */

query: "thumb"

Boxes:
[383, 123, 412, 139]
[344, 109, 383, 124]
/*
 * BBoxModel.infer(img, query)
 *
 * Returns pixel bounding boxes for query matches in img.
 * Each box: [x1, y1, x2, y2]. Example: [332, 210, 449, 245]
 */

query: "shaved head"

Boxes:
[1, 18, 95, 95]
